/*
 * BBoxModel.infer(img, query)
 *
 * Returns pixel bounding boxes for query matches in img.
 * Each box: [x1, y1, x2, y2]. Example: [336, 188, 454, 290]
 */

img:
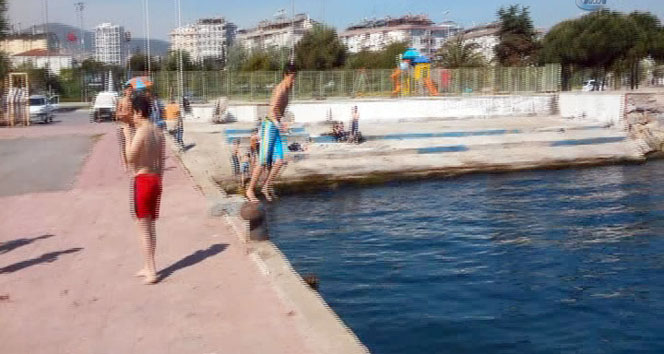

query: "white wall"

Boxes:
[286, 95, 554, 124]
[559, 93, 625, 126]
[185, 95, 555, 123]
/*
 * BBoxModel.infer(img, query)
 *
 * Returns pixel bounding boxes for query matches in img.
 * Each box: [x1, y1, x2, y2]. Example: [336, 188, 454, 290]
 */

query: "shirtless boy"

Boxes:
[246, 63, 296, 202]
[124, 93, 165, 284]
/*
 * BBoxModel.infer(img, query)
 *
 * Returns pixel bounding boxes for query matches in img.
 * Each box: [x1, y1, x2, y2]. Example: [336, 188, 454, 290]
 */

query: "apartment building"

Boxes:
[95, 23, 127, 66]
[340, 15, 461, 57]
[237, 13, 315, 52]
[170, 18, 237, 63]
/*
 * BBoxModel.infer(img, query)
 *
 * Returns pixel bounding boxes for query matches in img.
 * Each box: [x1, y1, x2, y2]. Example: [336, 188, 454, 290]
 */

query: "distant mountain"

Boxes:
[23, 23, 170, 57]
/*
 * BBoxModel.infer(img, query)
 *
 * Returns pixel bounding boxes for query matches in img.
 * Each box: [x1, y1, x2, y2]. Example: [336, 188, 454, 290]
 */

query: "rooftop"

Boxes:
[346, 15, 434, 31]
[13, 48, 69, 57]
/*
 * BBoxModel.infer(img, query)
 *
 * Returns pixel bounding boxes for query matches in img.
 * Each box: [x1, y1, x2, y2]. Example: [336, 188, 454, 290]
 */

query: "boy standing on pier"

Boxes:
[124, 93, 165, 284]
[246, 63, 296, 202]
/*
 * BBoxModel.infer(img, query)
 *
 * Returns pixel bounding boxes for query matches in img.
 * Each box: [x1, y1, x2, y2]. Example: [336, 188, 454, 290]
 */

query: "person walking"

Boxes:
[245, 63, 296, 202]
[124, 93, 165, 284]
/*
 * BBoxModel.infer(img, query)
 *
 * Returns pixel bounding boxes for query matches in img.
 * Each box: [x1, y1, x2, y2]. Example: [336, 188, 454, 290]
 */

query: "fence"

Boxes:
[151, 64, 562, 102]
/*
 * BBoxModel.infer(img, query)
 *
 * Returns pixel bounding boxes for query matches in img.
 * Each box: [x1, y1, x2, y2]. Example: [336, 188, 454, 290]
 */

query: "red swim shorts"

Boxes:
[133, 173, 162, 219]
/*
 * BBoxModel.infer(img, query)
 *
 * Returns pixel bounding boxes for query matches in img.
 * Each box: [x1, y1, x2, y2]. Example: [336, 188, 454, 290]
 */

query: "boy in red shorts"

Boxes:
[124, 93, 165, 284]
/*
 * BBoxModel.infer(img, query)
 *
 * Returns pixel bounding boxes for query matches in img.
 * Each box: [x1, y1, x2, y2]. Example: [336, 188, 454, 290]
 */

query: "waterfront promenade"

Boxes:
[0, 111, 315, 353]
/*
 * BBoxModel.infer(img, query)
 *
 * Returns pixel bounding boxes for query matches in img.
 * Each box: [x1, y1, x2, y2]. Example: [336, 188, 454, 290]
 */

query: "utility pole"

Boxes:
[74, 2, 85, 54]
[143, 0, 152, 76]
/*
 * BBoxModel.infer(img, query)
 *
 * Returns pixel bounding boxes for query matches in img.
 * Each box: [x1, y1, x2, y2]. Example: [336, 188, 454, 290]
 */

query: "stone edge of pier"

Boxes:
[164, 133, 371, 354]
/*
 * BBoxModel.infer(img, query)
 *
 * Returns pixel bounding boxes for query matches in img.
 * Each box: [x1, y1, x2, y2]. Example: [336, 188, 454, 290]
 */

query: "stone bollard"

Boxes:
[240, 202, 269, 241]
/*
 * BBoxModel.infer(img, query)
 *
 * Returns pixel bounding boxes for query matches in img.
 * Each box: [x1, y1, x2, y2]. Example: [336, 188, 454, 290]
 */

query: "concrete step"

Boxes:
[297, 128, 630, 161]
[282, 142, 644, 182]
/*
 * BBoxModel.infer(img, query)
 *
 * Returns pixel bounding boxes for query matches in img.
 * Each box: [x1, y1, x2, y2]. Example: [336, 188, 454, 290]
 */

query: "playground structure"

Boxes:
[1, 73, 30, 127]
[391, 48, 439, 97]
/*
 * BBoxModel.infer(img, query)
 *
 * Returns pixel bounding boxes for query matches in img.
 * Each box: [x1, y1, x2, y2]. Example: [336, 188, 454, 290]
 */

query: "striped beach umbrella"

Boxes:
[125, 76, 153, 91]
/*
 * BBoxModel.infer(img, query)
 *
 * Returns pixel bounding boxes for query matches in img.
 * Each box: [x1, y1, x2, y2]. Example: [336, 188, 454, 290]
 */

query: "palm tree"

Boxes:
[435, 36, 486, 68]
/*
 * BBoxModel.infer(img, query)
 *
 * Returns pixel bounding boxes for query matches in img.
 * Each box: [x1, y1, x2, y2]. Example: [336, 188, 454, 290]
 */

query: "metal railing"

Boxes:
[149, 64, 564, 102]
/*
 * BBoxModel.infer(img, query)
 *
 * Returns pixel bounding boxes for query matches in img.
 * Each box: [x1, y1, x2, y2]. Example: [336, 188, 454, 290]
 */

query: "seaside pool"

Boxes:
[266, 161, 664, 354]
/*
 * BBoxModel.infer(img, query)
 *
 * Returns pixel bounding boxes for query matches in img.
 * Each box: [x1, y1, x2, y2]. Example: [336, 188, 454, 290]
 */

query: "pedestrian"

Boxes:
[249, 128, 260, 167]
[246, 63, 296, 202]
[231, 139, 241, 176]
[124, 93, 165, 285]
[241, 151, 251, 189]
[349, 105, 361, 144]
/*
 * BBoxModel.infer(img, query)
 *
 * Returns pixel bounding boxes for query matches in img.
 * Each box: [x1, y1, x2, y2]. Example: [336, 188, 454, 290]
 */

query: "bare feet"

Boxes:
[246, 189, 259, 203]
[143, 273, 158, 285]
[261, 186, 273, 202]
[135, 268, 150, 278]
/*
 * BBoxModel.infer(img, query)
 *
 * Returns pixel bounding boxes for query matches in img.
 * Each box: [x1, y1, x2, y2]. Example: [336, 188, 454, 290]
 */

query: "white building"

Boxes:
[11, 49, 73, 75]
[95, 23, 127, 66]
[170, 18, 237, 63]
[340, 15, 461, 57]
[237, 13, 315, 52]
[459, 22, 501, 63]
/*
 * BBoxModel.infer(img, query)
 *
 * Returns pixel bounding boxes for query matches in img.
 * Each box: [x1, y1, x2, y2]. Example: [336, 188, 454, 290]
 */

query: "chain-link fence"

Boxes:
[151, 64, 562, 102]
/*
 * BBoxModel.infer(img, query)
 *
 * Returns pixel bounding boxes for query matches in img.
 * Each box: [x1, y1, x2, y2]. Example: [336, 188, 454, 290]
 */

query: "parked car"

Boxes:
[92, 91, 118, 122]
[29, 95, 56, 123]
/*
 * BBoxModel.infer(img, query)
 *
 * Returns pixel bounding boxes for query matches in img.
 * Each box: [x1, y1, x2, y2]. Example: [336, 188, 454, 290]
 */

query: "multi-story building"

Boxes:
[94, 23, 127, 66]
[11, 49, 73, 75]
[170, 18, 237, 63]
[0, 33, 57, 56]
[458, 22, 501, 63]
[237, 13, 315, 52]
[340, 15, 461, 57]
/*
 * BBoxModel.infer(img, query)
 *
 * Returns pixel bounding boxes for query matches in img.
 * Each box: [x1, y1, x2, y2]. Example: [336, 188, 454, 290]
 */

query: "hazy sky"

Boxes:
[8, 0, 664, 40]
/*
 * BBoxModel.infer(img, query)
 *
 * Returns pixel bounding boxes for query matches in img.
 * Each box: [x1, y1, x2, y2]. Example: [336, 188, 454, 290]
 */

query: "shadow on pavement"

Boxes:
[0, 234, 55, 255]
[0, 247, 83, 274]
[158, 243, 228, 281]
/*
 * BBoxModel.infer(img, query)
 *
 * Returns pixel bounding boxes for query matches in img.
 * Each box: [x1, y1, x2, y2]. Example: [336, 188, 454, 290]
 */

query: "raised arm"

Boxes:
[126, 127, 146, 168]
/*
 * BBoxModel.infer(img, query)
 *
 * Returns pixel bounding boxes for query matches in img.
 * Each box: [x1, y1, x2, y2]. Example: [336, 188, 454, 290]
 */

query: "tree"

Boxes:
[12, 63, 63, 94]
[495, 5, 540, 66]
[128, 53, 160, 73]
[435, 36, 486, 68]
[0, 0, 9, 81]
[295, 25, 347, 70]
[163, 50, 194, 71]
[347, 41, 409, 69]
[240, 46, 290, 71]
[226, 44, 248, 71]
[541, 10, 645, 90]
[622, 12, 664, 89]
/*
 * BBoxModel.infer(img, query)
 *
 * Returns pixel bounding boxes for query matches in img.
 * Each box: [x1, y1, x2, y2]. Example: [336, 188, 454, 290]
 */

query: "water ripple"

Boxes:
[267, 161, 664, 354]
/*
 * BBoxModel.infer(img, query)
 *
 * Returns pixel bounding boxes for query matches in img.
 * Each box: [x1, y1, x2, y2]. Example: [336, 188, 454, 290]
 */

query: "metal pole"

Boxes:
[146, 0, 152, 75]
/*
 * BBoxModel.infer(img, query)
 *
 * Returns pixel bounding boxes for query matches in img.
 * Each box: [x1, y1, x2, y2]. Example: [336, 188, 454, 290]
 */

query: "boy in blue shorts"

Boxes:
[246, 63, 296, 202]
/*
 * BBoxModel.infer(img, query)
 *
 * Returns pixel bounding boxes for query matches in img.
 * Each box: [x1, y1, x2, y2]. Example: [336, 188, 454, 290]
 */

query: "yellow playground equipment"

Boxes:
[391, 48, 438, 97]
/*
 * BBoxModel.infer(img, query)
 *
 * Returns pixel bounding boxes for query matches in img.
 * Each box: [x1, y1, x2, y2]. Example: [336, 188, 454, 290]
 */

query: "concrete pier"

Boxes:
[177, 92, 663, 195]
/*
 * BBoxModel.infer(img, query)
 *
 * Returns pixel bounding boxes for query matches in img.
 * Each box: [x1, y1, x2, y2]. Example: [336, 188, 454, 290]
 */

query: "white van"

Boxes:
[92, 91, 118, 122]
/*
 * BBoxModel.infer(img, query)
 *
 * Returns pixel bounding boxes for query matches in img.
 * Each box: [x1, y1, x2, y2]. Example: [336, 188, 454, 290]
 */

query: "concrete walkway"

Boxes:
[0, 121, 314, 354]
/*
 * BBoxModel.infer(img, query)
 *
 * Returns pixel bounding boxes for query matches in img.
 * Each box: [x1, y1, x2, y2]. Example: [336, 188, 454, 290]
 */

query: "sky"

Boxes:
[7, 0, 664, 40]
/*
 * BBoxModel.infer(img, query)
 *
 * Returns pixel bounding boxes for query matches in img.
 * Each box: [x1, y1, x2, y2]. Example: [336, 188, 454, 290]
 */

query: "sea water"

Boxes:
[266, 161, 664, 354]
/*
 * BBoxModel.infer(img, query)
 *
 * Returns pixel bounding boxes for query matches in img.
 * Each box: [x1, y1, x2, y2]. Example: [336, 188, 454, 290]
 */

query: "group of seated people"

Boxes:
[330, 106, 362, 144]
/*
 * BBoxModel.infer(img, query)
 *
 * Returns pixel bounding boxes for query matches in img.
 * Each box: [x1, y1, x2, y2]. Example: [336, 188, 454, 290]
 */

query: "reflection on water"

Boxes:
[267, 161, 664, 354]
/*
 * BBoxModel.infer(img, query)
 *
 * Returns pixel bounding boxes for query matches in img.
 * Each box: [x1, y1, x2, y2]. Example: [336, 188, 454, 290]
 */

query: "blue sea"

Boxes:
[266, 161, 664, 354]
